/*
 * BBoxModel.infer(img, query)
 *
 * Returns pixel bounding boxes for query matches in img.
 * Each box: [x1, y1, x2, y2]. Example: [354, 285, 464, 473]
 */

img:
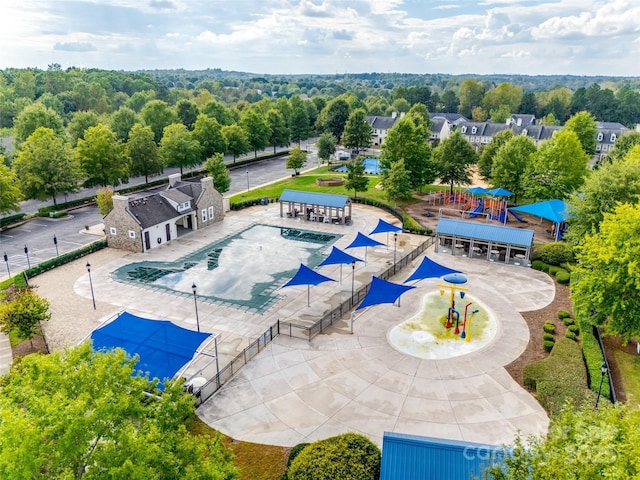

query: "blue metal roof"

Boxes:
[279, 189, 350, 208]
[436, 218, 534, 247]
[380, 432, 505, 480]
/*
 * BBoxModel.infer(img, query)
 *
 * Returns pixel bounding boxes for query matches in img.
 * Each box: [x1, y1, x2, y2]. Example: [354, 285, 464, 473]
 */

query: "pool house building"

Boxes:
[279, 189, 352, 224]
[435, 218, 534, 265]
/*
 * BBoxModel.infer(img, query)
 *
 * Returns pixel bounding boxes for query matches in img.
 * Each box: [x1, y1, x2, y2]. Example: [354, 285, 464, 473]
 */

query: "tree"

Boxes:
[202, 100, 235, 125]
[110, 107, 138, 142]
[13, 127, 82, 206]
[458, 78, 485, 117]
[565, 111, 597, 156]
[286, 147, 307, 175]
[605, 131, 640, 163]
[96, 186, 114, 215]
[0, 160, 21, 214]
[382, 158, 413, 204]
[127, 124, 163, 183]
[193, 114, 227, 161]
[205, 153, 231, 194]
[407, 103, 433, 134]
[241, 108, 271, 158]
[0, 342, 238, 479]
[471, 106, 488, 122]
[67, 111, 100, 147]
[344, 157, 369, 199]
[141, 100, 178, 143]
[523, 129, 589, 200]
[489, 104, 511, 123]
[477, 129, 514, 182]
[519, 91, 538, 115]
[565, 146, 640, 245]
[0, 288, 50, 346]
[288, 96, 310, 146]
[491, 136, 537, 204]
[572, 203, 640, 340]
[433, 130, 478, 194]
[222, 124, 250, 162]
[317, 132, 337, 163]
[287, 433, 380, 480]
[440, 90, 459, 113]
[76, 124, 129, 188]
[175, 99, 199, 130]
[316, 98, 350, 140]
[266, 108, 290, 153]
[14, 103, 64, 144]
[380, 113, 434, 190]
[482, 83, 522, 114]
[341, 108, 372, 151]
[159, 123, 201, 175]
[484, 404, 640, 480]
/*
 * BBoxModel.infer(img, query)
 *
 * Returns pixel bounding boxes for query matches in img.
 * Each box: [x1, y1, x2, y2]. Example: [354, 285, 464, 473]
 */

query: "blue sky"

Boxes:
[1, 0, 639, 76]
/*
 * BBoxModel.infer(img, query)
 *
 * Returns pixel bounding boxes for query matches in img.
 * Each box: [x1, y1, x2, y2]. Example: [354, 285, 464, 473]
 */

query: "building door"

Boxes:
[166, 223, 171, 241]
[144, 231, 150, 251]
[187, 215, 193, 230]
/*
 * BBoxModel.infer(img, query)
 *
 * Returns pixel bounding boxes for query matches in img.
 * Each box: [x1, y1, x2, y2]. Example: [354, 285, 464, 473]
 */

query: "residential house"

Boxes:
[366, 112, 404, 146]
[429, 112, 468, 126]
[104, 173, 225, 253]
[594, 121, 629, 163]
[458, 121, 511, 150]
[506, 114, 536, 128]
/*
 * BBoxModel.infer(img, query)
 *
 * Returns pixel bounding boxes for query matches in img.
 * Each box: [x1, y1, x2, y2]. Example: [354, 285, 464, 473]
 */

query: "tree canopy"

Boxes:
[433, 130, 477, 194]
[0, 342, 238, 479]
[0, 159, 21, 214]
[286, 146, 307, 175]
[491, 135, 537, 204]
[564, 110, 597, 156]
[75, 124, 129, 188]
[159, 123, 202, 175]
[477, 129, 514, 182]
[344, 157, 369, 198]
[342, 108, 372, 151]
[205, 152, 231, 193]
[127, 124, 163, 184]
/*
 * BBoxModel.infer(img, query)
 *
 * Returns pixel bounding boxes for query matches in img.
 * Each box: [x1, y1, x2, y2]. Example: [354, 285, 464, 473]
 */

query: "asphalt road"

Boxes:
[0, 143, 319, 280]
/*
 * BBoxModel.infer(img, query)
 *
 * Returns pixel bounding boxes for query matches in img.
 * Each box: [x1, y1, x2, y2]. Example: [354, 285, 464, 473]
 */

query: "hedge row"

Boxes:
[0, 213, 27, 229]
[22, 239, 107, 281]
[581, 326, 611, 401]
[523, 337, 595, 416]
[531, 260, 571, 284]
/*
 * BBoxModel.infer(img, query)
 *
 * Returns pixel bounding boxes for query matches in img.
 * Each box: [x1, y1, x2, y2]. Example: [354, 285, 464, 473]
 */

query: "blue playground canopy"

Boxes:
[466, 186, 488, 195]
[370, 218, 402, 235]
[357, 276, 416, 310]
[319, 246, 363, 266]
[509, 199, 568, 223]
[404, 256, 462, 284]
[91, 311, 211, 386]
[487, 187, 512, 197]
[346, 232, 385, 249]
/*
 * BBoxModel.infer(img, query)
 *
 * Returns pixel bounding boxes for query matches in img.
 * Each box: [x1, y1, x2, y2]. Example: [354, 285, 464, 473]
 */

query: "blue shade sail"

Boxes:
[404, 256, 462, 283]
[356, 276, 416, 310]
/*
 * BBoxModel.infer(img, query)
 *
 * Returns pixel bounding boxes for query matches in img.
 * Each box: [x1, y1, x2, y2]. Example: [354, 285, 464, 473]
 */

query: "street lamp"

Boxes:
[24, 245, 31, 269]
[246, 170, 250, 192]
[351, 260, 356, 305]
[192, 282, 200, 332]
[596, 362, 609, 407]
[86, 262, 96, 310]
[53, 235, 59, 256]
[3, 252, 10, 277]
[393, 232, 398, 275]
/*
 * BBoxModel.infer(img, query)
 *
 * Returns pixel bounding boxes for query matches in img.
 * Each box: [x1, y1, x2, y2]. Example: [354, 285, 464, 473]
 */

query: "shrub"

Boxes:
[523, 338, 594, 415]
[531, 260, 545, 271]
[0, 213, 26, 229]
[568, 325, 580, 335]
[548, 265, 560, 276]
[563, 317, 576, 326]
[541, 263, 550, 273]
[556, 270, 571, 284]
[287, 433, 380, 480]
[565, 331, 577, 341]
[286, 443, 310, 469]
[543, 322, 556, 334]
[540, 241, 574, 265]
[543, 340, 555, 352]
[543, 333, 555, 342]
[557, 310, 571, 320]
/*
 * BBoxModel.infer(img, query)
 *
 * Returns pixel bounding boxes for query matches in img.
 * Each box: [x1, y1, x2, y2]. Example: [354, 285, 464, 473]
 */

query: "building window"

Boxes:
[596, 144, 601, 151]
[128, 230, 136, 239]
[109, 227, 117, 235]
[471, 126, 477, 134]
[461, 126, 467, 133]
[611, 133, 617, 142]
[208, 206, 214, 220]
[201, 209, 207, 222]
[522, 129, 528, 136]
[597, 132, 603, 141]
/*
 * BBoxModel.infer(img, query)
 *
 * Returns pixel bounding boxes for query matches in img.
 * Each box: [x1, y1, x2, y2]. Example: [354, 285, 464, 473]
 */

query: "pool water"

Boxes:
[388, 291, 497, 359]
[113, 224, 341, 312]
[336, 158, 380, 174]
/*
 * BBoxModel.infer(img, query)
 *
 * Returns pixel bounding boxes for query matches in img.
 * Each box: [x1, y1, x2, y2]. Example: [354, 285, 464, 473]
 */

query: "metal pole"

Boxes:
[86, 262, 96, 310]
[351, 261, 355, 306]
[53, 235, 59, 256]
[192, 283, 200, 332]
[24, 245, 30, 269]
[214, 336, 220, 388]
[3, 252, 10, 277]
[393, 232, 398, 275]
[596, 362, 608, 407]
[246, 170, 250, 192]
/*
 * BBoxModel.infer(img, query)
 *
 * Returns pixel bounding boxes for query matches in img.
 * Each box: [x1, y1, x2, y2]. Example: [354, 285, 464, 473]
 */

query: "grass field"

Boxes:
[613, 348, 640, 408]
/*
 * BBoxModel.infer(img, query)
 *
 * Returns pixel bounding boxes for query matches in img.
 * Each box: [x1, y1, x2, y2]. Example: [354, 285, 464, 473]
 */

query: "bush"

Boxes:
[555, 270, 571, 284]
[548, 266, 560, 276]
[531, 260, 545, 271]
[22, 240, 107, 280]
[563, 317, 575, 326]
[0, 213, 27, 228]
[287, 433, 380, 480]
[543, 322, 556, 334]
[580, 326, 611, 401]
[568, 325, 580, 335]
[565, 331, 577, 341]
[543, 333, 555, 342]
[523, 338, 594, 415]
[557, 310, 571, 320]
[541, 263, 550, 273]
[543, 340, 555, 352]
[540, 241, 574, 265]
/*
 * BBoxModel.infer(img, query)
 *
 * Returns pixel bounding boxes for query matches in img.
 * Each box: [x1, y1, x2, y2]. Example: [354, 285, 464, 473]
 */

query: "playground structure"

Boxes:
[426, 190, 526, 225]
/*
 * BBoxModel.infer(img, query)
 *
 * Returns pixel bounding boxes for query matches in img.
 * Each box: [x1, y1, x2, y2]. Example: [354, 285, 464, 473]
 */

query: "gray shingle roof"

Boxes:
[128, 195, 193, 229]
[366, 115, 398, 131]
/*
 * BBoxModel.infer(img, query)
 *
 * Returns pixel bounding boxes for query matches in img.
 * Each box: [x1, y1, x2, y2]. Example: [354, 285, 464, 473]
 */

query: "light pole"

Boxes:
[24, 245, 31, 269]
[192, 282, 200, 332]
[393, 232, 398, 275]
[351, 260, 356, 305]
[53, 235, 59, 256]
[86, 262, 96, 310]
[246, 170, 250, 192]
[596, 362, 609, 407]
[3, 252, 10, 277]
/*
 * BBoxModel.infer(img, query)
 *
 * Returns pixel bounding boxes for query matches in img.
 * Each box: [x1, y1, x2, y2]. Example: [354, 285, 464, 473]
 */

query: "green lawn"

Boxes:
[613, 348, 640, 408]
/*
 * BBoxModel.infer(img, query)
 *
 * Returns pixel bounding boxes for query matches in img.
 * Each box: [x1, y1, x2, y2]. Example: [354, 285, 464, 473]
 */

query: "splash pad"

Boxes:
[388, 274, 497, 359]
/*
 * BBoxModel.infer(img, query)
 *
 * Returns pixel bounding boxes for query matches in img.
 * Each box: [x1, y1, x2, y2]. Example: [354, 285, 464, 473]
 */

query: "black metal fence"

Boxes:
[594, 327, 617, 404]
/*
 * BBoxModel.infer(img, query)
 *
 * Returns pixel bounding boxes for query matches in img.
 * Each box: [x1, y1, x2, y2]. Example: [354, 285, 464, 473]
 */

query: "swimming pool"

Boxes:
[113, 224, 341, 312]
[336, 157, 380, 174]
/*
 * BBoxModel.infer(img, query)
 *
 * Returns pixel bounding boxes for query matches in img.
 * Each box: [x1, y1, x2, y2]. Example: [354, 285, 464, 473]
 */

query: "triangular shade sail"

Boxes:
[404, 257, 462, 283]
[91, 311, 211, 386]
[283, 264, 335, 287]
[466, 186, 488, 195]
[356, 276, 416, 310]
[369, 218, 402, 235]
[319, 246, 363, 266]
[509, 199, 568, 223]
[346, 232, 385, 249]
[487, 188, 512, 197]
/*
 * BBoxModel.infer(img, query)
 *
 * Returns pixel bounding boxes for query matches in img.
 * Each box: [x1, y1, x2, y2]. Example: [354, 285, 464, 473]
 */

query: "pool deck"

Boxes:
[33, 202, 552, 448]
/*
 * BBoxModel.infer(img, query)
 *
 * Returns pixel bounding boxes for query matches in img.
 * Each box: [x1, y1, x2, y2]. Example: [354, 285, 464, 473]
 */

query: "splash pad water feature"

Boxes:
[388, 273, 497, 359]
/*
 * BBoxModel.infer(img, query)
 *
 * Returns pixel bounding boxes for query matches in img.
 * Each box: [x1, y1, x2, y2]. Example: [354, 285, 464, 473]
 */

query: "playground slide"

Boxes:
[507, 210, 526, 222]
[468, 200, 485, 218]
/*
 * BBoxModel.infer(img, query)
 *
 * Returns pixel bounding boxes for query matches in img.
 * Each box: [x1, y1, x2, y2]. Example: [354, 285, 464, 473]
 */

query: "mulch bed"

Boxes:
[11, 335, 48, 358]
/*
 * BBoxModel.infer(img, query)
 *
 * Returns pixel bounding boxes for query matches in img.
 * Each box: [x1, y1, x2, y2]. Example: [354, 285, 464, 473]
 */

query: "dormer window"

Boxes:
[471, 126, 477, 134]
[522, 129, 528, 136]
[611, 133, 617, 142]
[177, 201, 191, 213]
[461, 126, 467, 133]
[597, 132, 603, 141]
